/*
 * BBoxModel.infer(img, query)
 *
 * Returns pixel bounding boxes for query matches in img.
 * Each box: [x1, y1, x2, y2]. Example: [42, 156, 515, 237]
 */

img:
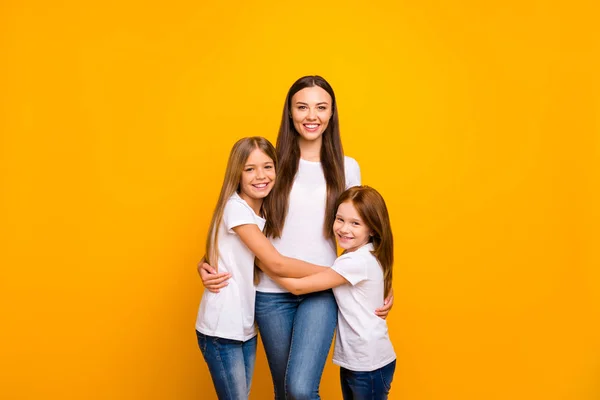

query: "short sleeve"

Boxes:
[331, 253, 368, 286]
[344, 156, 361, 189]
[222, 199, 258, 234]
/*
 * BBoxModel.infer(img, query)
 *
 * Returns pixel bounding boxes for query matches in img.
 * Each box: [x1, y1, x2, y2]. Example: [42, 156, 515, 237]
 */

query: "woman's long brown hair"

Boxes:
[205, 137, 277, 272]
[336, 186, 394, 297]
[263, 75, 345, 242]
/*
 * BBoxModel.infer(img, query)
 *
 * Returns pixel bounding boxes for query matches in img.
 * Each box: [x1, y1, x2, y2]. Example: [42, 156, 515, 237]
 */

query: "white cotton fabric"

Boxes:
[256, 156, 361, 293]
[195, 192, 265, 341]
[331, 243, 396, 371]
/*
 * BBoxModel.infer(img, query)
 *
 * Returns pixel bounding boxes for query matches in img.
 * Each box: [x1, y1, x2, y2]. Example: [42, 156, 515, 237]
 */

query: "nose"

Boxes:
[307, 108, 317, 120]
[255, 168, 266, 180]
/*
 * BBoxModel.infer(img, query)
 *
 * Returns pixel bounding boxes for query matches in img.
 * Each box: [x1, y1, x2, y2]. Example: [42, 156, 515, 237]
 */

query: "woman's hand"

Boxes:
[375, 287, 394, 319]
[197, 261, 231, 293]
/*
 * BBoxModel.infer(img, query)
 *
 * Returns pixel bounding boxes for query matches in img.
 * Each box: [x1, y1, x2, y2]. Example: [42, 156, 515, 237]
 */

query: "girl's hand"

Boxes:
[197, 261, 231, 293]
[375, 288, 394, 319]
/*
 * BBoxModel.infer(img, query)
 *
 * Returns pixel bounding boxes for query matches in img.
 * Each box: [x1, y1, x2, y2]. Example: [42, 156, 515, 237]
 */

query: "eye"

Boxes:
[318, 106, 327, 110]
[336, 217, 343, 222]
[352, 222, 360, 226]
[265, 165, 273, 169]
[298, 105, 307, 110]
[244, 168, 254, 172]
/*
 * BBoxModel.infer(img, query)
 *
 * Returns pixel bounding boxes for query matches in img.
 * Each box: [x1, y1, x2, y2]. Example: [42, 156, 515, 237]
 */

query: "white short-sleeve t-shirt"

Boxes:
[331, 243, 396, 371]
[256, 156, 361, 293]
[195, 192, 265, 341]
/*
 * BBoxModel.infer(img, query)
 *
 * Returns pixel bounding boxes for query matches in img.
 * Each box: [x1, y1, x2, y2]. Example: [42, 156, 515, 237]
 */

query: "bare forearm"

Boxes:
[270, 275, 314, 295]
[233, 224, 329, 279]
[280, 257, 328, 278]
[259, 257, 328, 279]
[271, 268, 348, 295]
[269, 276, 297, 294]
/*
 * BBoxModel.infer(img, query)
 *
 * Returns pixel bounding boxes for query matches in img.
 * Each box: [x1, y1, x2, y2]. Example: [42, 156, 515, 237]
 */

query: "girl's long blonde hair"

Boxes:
[335, 186, 394, 297]
[205, 137, 277, 271]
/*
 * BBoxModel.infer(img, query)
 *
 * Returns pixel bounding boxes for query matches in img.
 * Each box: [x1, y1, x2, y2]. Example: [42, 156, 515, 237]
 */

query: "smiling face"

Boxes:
[290, 86, 333, 145]
[238, 147, 276, 205]
[333, 200, 373, 252]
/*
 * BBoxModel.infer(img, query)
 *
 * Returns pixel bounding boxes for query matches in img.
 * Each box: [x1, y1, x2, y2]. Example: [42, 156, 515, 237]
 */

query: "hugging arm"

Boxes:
[198, 224, 328, 293]
[233, 224, 328, 278]
[270, 268, 348, 296]
[197, 259, 231, 293]
[376, 287, 394, 319]
[196, 223, 393, 318]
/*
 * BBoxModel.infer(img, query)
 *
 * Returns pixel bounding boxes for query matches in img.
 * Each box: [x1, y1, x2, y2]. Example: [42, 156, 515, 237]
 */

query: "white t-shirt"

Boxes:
[331, 243, 396, 371]
[256, 156, 361, 293]
[195, 192, 265, 341]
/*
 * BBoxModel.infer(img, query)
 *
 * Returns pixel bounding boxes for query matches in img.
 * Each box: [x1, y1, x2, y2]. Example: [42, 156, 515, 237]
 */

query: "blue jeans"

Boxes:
[196, 331, 257, 400]
[255, 290, 338, 400]
[339, 360, 396, 400]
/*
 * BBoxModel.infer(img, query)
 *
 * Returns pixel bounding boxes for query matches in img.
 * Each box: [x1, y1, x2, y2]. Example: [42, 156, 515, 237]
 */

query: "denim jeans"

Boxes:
[339, 360, 396, 400]
[255, 290, 338, 400]
[196, 331, 257, 400]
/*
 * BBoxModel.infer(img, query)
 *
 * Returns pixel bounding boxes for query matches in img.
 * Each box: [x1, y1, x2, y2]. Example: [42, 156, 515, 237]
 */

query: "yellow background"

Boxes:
[1, 1, 599, 399]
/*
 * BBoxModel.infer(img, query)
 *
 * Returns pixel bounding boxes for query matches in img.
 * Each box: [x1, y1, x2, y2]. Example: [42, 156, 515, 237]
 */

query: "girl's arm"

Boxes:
[233, 224, 328, 278]
[271, 268, 348, 295]
[277, 269, 394, 318]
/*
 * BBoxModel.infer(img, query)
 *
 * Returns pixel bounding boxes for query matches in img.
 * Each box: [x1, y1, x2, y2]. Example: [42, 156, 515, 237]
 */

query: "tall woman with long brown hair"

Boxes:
[200, 76, 393, 399]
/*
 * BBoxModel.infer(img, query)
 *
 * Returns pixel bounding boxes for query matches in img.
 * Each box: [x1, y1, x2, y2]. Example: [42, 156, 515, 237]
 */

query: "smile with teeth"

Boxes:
[252, 183, 269, 189]
[303, 124, 320, 131]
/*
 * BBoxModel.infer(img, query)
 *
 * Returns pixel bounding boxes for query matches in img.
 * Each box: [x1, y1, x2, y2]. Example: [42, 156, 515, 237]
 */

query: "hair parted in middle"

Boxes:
[263, 75, 346, 242]
[204, 136, 277, 272]
[336, 185, 394, 297]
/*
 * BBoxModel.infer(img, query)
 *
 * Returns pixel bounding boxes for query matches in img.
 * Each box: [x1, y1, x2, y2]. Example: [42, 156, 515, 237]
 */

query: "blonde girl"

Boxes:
[195, 136, 276, 399]
[196, 137, 329, 399]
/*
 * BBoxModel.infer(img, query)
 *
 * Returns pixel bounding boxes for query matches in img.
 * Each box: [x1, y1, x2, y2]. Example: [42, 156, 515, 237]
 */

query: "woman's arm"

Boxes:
[271, 268, 348, 295]
[197, 261, 231, 293]
[233, 224, 328, 278]
[375, 288, 394, 319]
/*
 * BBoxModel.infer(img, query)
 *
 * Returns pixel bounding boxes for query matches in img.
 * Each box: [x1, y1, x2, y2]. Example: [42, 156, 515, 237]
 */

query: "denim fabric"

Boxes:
[196, 331, 257, 400]
[255, 290, 338, 400]
[339, 360, 396, 400]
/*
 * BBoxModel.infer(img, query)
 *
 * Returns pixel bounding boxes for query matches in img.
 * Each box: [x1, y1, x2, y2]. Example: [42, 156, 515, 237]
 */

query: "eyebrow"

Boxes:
[295, 101, 330, 106]
[336, 214, 362, 222]
[244, 162, 274, 167]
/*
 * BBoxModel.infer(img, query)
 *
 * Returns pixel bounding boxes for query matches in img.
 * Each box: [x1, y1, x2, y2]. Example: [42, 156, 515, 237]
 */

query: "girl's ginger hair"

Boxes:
[205, 137, 277, 271]
[336, 186, 394, 297]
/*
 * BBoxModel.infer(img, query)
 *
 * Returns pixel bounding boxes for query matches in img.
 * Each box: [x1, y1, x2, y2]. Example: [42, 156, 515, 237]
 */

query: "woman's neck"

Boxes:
[298, 137, 322, 162]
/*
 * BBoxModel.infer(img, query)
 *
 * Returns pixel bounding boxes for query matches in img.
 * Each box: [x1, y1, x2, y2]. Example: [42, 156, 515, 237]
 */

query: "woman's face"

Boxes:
[290, 86, 333, 144]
